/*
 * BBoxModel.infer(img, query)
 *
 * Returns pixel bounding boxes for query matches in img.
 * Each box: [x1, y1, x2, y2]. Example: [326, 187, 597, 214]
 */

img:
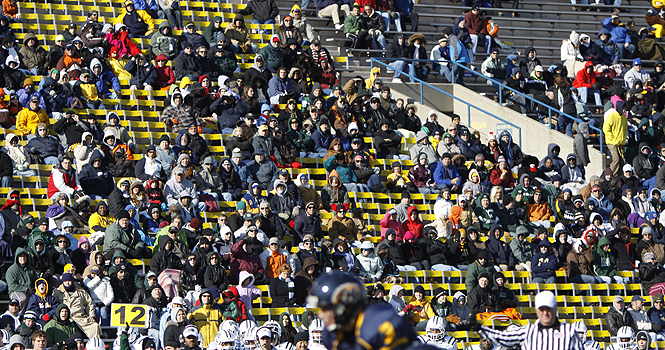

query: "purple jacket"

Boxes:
[236, 270, 262, 311]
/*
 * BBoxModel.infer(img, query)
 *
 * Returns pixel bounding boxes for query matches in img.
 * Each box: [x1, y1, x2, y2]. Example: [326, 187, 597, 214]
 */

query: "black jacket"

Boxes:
[108, 187, 131, 218]
[259, 212, 286, 240]
[125, 59, 157, 88]
[293, 211, 323, 242]
[423, 236, 449, 265]
[111, 276, 137, 303]
[150, 237, 184, 273]
[174, 52, 202, 79]
[467, 285, 495, 313]
[639, 261, 665, 291]
[79, 151, 115, 196]
[374, 127, 401, 159]
[362, 11, 385, 32]
[134, 157, 168, 183]
[386, 38, 408, 63]
[605, 306, 638, 336]
[203, 255, 229, 291]
[238, 0, 279, 24]
[269, 277, 295, 307]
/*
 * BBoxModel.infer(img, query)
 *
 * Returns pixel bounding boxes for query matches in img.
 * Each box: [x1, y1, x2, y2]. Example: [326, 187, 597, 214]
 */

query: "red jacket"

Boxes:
[318, 65, 340, 90]
[489, 166, 514, 188]
[464, 11, 487, 35]
[230, 239, 264, 284]
[47, 168, 80, 198]
[572, 61, 596, 89]
[155, 66, 175, 88]
[402, 206, 424, 239]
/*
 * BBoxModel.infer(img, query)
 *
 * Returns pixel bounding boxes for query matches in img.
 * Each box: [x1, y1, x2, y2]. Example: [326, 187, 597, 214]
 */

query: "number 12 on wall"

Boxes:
[111, 304, 150, 328]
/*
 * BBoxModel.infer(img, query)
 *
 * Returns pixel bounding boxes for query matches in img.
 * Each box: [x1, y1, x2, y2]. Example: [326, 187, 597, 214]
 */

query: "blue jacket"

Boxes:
[94, 69, 121, 97]
[530, 243, 558, 279]
[323, 156, 357, 183]
[602, 17, 631, 44]
[588, 194, 614, 221]
[17, 88, 45, 111]
[267, 75, 294, 99]
[26, 135, 63, 158]
[394, 0, 414, 15]
[457, 139, 482, 159]
[648, 306, 665, 327]
[486, 224, 514, 267]
[78, 150, 115, 196]
[26, 290, 59, 319]
[311, 128, 334, 153]
[432, 161, 460, 187]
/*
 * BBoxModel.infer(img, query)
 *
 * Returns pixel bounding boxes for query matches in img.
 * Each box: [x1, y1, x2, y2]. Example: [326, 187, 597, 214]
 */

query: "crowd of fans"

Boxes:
[2, 1, 665, 350]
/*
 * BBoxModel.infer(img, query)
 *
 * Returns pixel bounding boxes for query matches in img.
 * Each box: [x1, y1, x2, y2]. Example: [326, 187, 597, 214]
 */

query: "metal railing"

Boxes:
[369, 57, 524, 148]
[370, 57, 605, 153]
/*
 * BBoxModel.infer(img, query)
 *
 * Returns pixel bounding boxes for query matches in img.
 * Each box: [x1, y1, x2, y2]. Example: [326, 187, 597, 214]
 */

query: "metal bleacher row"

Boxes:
[9, 0, 663, 347]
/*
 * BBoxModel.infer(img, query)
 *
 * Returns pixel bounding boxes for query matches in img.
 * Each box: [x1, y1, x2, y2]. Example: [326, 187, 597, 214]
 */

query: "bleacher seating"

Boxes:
[7, 0, 665, 348]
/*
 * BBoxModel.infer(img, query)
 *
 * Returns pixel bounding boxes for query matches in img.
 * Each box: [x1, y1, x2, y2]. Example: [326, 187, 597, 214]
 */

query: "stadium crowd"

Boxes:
[2, 0, 665, 349]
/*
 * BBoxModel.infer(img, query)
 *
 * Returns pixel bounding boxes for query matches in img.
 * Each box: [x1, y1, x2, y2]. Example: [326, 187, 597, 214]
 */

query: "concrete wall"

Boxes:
[387, 82, 607, 176]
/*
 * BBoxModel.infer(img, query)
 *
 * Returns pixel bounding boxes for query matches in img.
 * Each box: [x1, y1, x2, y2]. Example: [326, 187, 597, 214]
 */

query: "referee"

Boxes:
[469, 291, 584, 350]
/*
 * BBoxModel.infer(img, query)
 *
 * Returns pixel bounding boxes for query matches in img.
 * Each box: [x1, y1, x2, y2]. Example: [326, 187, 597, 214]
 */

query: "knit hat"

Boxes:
[294, 332, 309, 344]
[116, 210, 130, 220]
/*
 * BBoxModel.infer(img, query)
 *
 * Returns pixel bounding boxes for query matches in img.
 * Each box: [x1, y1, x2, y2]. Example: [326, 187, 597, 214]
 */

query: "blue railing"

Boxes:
[370, 57, 604, 154]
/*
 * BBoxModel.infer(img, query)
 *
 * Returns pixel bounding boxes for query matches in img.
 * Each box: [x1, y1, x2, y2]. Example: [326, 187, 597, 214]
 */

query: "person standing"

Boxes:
[603, 100, 628, 176]
[470, 290, 584, 350]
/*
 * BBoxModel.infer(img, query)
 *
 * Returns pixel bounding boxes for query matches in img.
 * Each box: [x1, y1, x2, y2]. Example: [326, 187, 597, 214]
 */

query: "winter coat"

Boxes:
[238, 0, 278, 23]
[103, 220, 146, 253]
[19, 33, 48, 72]
[567, 246, 596, 278]
[83, 275, 113, 306]
[531, 241, 558, 279]
[124, 58, 157, 88]
[486, 224, 514, 267]
[173, 52, 201, 79]
[43, 304, 78, 346]
[188, 293, 223, 347]
[7, 247, 38, 296]
[465, 261, 496, 293]
[606, 306, 638, 336]
[229, 239, 264, 285]
[510, 237, 535, 264]
[293, 210, 323, 241]
[151, 22, 179, 58]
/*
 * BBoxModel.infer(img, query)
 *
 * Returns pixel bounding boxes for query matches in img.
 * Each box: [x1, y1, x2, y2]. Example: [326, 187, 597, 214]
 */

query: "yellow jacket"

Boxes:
[189, 304, 222, 348]
[16, 108, 49, 136]
[407, 299, 435, 324]
[365, 67, 380, 90]
[108, 58, 132, 80]
[602, 107, 627, 146]
[88, 212, 116, 231]
[79, 82, 100, 101]
[113, 10, 154, 36]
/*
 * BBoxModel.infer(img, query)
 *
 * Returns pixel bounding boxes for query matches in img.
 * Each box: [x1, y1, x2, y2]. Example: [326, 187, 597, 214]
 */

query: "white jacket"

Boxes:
[560, 40, 583, 61]
[356, 251, 383, 281]
[84, 275, 114, 306]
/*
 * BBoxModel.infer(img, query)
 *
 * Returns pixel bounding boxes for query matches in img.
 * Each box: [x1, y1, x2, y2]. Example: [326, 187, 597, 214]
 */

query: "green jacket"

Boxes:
[108, 250, 144, 289]
[343, 14, 364, 35]
[103, 221, 146, 253]
[258, 45, 284, 72]
[211, 54, 238, 78]
[465, 261, 497, 293]
[594, 236, 617, 277]
[430, 298, 453, 318]
[286, 117, 313, 152]
[6, 247, 38, 296]
[542, 184, 561, 214]
[509, 236, 535, 264]
[43, 304, 78, 346]
[203, 16, 225, 44]
[150, 22, 179, 59]
[473, 197, 496, 231]
[222, 300, 239, 320]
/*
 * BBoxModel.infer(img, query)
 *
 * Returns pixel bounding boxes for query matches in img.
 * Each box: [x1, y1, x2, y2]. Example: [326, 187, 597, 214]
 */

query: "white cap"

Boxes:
[171, 296, 186, 306]
[623, 164, 633, 172]
[535, 291, 557, 309]
[534, 65, 544, 72]
[458, 194, 468, 202]
[257, 327, 272, 339]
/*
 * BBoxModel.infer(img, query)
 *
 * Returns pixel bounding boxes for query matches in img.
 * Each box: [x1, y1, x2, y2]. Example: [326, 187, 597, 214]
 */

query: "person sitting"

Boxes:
[53, 273, 102, 339]
[43, 304, 77, 346]
[113, 0, 154, 39]
[103, 210, 151, 259]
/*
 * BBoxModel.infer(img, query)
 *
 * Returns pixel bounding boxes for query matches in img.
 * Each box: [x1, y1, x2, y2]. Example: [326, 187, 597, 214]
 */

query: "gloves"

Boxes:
[547, 65, 557, 73]
[576, 57, 585, 62]
[122, 323, 130, 335]
[591, 82, 601, 90]
[654, 323, 663, 332]
[42, 314, 50, 322]
[49, 90, 57, 97]
[127, 248, 139, 258]
[96, 302, 105, 308]
[195, 284, 202, 292]
[446, 314, 461, 324]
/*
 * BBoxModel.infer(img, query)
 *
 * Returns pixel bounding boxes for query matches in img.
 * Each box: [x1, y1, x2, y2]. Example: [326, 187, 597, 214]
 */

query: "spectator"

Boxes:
[568, 240, 604, 284]
[291, 5, 317, 44]
[151, 23, 179, 60]
[606, 296, 638, 336]
[54, 273, 101, 339]
[7, 247, 37, 297]
[597, 28, 619, 64]
[509, 226, 535, 271]
[602, 13, 634, 60]
[114, 0, 154, 39]
[314, 0, 349, 30]
[237, 0, 278, 26]
[225, 15, 257, 54]
[43, 304, 77, 346]
[83, 266, 113, 326]
[431, 36, 468, 85]
[103, 210, 150, 259]
[625, 58, 651, 90]
[173, 42, 201, 80]
[579, 33, 610, 66]
[362, 4, 386, 50]
[465, 7, 490, 58]
[573, 61, 602, 107]
[406, 33, 429, 82]
[2, 0, 19, 23]
[230, 239, 266, 285]
[259, 37, 285, 75]
[125, 53, 156, 93]
[19, 33, 47, 75]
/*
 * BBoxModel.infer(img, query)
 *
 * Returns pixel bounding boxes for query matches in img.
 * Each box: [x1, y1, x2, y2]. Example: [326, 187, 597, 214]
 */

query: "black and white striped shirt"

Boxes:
[479, 320, 583, 350]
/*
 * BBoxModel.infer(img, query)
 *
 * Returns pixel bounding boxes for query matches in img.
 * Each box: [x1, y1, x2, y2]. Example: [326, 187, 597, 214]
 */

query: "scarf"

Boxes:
[144, 157, 162, 176]
[0, 200, 21, 215]
[280, 276, 295, 300]
[335, 251, 355, 270]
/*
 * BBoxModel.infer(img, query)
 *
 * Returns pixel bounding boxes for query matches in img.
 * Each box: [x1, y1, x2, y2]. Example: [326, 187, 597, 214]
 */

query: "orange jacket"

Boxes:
[2, 0, 18, 18]
[527, 200, 551, 222]
[265, 249, 287, 279]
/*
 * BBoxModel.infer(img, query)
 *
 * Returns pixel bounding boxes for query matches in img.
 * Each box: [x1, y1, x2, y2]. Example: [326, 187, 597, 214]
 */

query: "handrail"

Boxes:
[369, 58, 523, 149]
[370, 57, 604, 154]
